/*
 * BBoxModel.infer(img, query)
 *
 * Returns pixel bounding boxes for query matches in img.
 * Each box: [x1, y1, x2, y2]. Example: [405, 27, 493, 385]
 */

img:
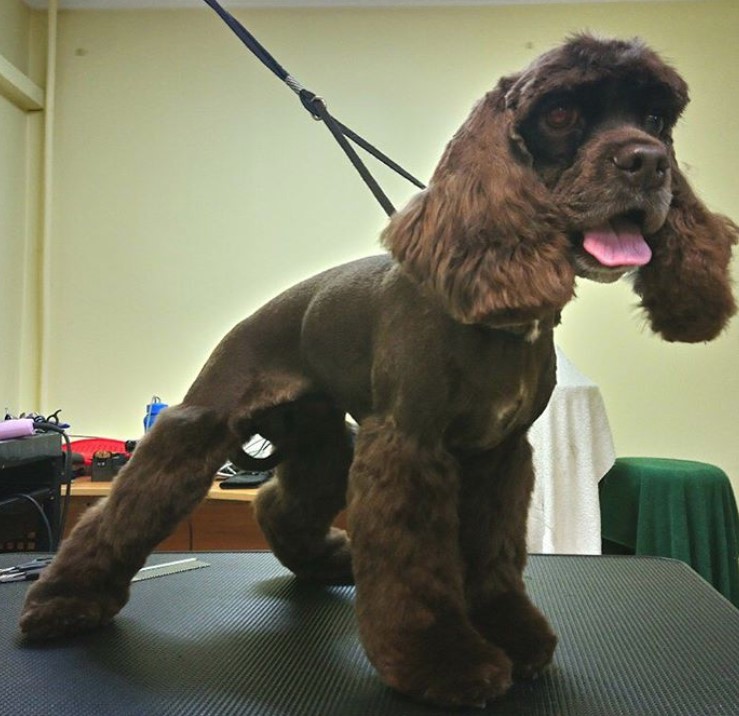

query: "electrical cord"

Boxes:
[0, 492, 54, 550]
[32, 421, 73, 550]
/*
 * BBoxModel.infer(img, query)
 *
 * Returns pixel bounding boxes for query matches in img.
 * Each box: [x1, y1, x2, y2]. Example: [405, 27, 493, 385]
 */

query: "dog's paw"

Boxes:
[292, 528, 354, 585]
[372, 630, 513, 708]
[502, 628, 557, 681]
[19, 579, 126, 641]
[20, 595, 116, 640]
[414, 649, 513, 708]
[471, 590, 557, 680]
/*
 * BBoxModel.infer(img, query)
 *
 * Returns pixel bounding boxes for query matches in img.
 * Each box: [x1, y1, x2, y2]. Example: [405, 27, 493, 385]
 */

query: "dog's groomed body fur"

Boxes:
[20, 35, 736, 708]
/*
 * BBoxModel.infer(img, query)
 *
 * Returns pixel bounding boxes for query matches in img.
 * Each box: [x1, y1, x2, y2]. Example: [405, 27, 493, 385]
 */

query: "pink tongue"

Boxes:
[582, 217, 652, 267]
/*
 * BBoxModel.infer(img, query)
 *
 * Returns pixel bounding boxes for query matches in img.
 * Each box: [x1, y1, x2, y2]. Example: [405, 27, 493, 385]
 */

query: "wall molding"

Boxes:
[0, 53, 44, 111]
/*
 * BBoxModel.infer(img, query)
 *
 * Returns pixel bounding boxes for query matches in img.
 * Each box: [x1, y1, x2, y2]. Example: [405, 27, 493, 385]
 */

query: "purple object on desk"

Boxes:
[0, 419, 35, 440]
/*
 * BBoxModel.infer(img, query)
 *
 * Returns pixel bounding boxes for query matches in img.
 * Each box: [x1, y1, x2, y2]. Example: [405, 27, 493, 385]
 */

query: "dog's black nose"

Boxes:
[613, 144, 669, 189]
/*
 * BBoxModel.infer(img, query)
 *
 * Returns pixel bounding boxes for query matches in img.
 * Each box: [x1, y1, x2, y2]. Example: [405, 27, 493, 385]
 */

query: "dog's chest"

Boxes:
[446, 330, 556, 452]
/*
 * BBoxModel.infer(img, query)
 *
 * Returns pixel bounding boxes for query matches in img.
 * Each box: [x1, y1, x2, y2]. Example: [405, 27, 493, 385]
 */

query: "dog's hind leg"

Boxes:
[19, 404, 239, 640]
[459, 434, 557, 680]
[253, 396, 354, 584]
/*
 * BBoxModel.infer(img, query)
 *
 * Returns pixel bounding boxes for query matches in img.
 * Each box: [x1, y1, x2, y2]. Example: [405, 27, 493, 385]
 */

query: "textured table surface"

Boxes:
[2, 552, 738, 715]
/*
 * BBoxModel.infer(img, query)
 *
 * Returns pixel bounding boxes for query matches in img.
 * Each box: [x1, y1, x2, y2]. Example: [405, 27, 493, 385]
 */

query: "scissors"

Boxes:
[0, 557, 53, 583]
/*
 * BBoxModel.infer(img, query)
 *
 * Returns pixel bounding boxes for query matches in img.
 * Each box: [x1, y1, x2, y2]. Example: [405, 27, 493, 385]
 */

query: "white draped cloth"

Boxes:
[527, 347, 616, 555]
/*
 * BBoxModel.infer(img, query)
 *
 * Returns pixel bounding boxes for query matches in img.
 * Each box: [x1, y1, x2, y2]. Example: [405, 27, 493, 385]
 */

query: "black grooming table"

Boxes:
[2, 552, 738, 716]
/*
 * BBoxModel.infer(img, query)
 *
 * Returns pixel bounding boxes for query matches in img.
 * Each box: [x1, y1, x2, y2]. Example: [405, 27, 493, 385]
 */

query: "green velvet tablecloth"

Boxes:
[600, 457, 739, 607]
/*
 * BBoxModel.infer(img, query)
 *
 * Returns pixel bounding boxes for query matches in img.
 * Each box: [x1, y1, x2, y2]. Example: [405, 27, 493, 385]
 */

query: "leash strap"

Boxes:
[202, 0, 426, 216]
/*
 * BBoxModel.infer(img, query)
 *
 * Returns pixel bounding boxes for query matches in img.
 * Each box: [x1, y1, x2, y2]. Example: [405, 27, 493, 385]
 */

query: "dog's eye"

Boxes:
[544, 103, 580, 131]
[645, 113, 665, 135]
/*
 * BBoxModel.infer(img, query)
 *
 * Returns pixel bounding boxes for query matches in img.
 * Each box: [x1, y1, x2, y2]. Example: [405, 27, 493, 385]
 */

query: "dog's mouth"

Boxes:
[572, 210, 657, 282]
[581, 211, 652, 268]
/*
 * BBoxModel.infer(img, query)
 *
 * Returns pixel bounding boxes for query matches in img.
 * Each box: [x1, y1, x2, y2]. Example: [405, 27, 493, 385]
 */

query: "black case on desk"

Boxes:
[0, 433, 63, 551]
[2, 553, 738, 715]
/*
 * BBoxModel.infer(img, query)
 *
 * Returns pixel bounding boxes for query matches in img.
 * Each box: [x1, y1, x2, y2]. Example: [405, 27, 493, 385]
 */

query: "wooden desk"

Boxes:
[65, 477, 267, 551]
[68, 477, 260, 503]
[65, 477, 348, 552]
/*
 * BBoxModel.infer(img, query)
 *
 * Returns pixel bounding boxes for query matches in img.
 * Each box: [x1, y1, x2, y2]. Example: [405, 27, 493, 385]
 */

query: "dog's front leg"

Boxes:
[459, 435, 557, 680]
[19, 404, 238, 640]
[347, 416, 513, 708]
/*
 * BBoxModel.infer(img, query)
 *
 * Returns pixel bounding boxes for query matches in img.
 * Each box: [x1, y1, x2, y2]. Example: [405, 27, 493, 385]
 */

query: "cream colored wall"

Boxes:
[0, 93, 27, 412]
[42, 1, 738, 490]
[0, 0, 43, 414]
[0, 0, 32, 74]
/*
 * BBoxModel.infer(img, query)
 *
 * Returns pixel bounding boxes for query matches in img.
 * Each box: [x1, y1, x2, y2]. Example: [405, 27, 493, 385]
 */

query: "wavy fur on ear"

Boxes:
[634, 159, 738, 342]
[381, 85, 576, 328]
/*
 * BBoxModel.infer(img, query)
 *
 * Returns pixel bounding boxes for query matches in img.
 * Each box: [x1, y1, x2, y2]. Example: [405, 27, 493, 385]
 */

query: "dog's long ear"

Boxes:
[633, 158, 737, 342]
[381, 83, 575, 327]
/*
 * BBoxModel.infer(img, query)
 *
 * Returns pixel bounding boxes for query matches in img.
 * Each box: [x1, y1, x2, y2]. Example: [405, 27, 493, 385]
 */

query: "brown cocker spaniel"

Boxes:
[20, 35, 737, 708]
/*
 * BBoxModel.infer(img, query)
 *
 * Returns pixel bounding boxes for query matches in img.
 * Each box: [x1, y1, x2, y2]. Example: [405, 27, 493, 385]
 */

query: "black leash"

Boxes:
[202, 0, 426, 217]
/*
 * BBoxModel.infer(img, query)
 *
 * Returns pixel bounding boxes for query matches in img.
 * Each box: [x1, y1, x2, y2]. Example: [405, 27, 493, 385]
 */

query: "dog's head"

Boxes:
[382, 34, 737, 342]
[510, 36, 687, 284]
